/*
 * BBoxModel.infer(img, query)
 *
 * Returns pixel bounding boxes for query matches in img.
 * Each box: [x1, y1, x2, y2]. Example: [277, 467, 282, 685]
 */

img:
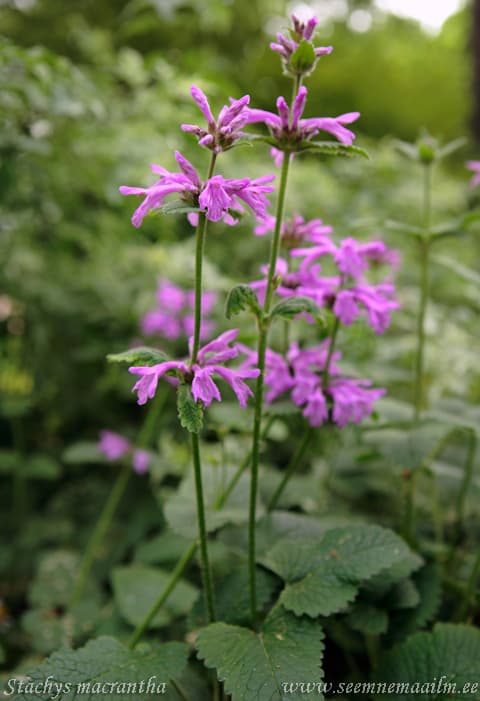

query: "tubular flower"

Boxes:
[270, 14, 333, 77]
[129, 330, 260, 408]
[119, 151, 274, 227]
[141, 279, 217, 341]
[241, 341, 384, 428]
[245, 86, 360, 149]
[182, 85, 251, 153]
[254, 214, 333, 248]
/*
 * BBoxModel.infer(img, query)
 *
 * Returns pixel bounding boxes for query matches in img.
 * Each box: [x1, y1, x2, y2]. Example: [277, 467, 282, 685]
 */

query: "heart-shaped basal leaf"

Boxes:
[373, 623, 480, 700]
[263, 525, 417, 617]
[112, 564, 198, 629]
[6, 635, 188, 701]
[196, 607, 325, 701]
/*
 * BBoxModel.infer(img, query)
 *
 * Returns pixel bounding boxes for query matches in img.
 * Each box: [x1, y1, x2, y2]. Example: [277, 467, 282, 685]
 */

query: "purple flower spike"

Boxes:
[129, 331, 260, 409]
[182, 85, 251, 153]
[141, 279, 217, 342]
[271, 14, 333, 76]
[98, 431, 131, 461]
[120, 153, 274, 227]
[245, 87, 360, 150]
[251, 341, 385, 428]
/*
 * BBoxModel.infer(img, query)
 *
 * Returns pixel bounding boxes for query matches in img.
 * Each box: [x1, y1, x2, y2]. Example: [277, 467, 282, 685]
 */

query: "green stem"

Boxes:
[413, 164, 432, 421]
[322, 315, 340, 387]
[215, 416, 275, 510]
[70, 465, 131, 606]
[249, 151, 291, 623]
[70, 390, 165, 607]
[127, 418, 277, 649]
[455, 428, 477, 534]
[267, 426, 312, 511]
[191, 432, 216, 623]
[128, 540, 197, 649]
[457, 550, 480, 620]
[191, 153, 217, 365]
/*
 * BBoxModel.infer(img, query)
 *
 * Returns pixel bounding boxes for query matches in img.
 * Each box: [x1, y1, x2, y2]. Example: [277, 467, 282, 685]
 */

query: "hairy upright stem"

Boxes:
[413, 164, 432, 420]
[267, 426, 312, 511]
[128, 540, 197, 649]
[249, 152, 291, 622]
[191, 152, 217, 365]
[192, 432, 216, 622]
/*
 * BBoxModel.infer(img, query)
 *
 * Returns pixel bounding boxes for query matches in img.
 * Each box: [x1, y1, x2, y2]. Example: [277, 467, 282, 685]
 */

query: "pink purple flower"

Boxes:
[132, 449, 151, 475]
[182, 85, 251, 153]
[129, 330, 260, 408]
[97, 431, 152, 475]
[119, 151, 274, 227]
[466, 160, 480, 188]
[270, 14, 333, 76]
[141, 279, 216, 341]
[245, 86, 360, 148]
[254, 214, 333, 248]
[98, 431, 131, 461]
[241, 341, 384, 428]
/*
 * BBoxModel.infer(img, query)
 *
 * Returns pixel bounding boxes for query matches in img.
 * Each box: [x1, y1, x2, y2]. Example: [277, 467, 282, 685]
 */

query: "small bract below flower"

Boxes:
[129, 330, 260, 408]
[119, 151, 274, 227]
[271, 14, 333, 77]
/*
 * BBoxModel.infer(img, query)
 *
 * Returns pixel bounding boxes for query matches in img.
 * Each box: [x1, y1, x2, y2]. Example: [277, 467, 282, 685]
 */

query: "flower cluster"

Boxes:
[254, 213, 333, 248]
[182, 85, 250, 153]
[245, 86, 360, 150]
[141, 278, 216, 341]
[240, 341, 385, 427]
[98, 430, 152, 474]
[120, 151, 274, 228]
[251, 219, 400, 335]
[129, 330, 260, 408]
[271, 14, 333, 77]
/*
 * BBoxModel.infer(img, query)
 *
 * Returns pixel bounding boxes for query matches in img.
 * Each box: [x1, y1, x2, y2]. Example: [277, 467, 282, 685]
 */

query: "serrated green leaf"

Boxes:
[387, 579, 421, 610]
[373, 624, 480, 700]
[225, 284, 260, 319]
[6, 636, 188, 700]
[389, 564, 442, 642]
[107, 346, 169, 367]
[112, 564, 197, 629]
[290, 39, 316, 73]
[270, 295, 323, 322]
[345, 603, 389, 635]
[298, 140, 369, 159]
[196, 607, 325, 701]
[159, 199, 200, 215]
[264, 525, 414, 617]
[177, 384, 203, 433]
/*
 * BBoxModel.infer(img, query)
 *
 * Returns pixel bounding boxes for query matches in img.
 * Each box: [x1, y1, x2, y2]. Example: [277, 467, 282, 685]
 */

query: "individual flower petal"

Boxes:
[191, 366, 222, 406]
